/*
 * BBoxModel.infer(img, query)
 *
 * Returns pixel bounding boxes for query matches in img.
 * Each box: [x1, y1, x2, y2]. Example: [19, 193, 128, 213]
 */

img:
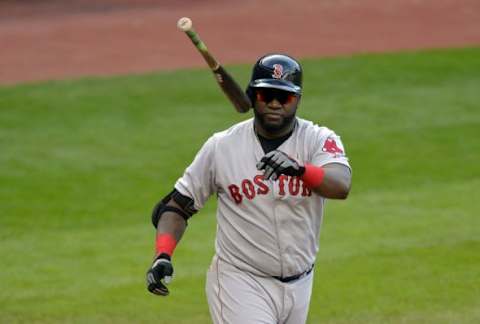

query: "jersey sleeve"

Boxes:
[311, 128, 351, 170]
[174, 135, 217, 210]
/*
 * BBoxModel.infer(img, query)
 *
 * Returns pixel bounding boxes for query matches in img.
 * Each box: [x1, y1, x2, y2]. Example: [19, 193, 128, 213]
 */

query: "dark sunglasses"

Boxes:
[255, 88, 298, 105]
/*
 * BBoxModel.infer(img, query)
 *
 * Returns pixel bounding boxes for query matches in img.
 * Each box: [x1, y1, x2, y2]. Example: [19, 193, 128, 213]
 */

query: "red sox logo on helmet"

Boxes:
[272, 64, 283, 79]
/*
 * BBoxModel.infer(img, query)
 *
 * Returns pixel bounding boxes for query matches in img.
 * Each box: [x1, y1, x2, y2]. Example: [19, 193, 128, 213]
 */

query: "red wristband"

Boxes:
[301, 164, 325, 189]
[155, 233, 177, 257]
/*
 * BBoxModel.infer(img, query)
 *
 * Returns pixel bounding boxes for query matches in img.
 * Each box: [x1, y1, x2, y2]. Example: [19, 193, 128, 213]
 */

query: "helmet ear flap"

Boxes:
[246, 87, 255, 106]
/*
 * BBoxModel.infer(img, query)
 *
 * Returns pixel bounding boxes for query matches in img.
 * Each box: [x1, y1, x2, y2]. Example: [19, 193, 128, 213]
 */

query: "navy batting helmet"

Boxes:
[247, 54, 302, 101]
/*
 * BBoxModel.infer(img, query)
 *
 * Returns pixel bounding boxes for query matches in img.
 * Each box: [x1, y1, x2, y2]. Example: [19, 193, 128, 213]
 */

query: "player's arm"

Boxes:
[146, 135, 216, 296]
[155, 199, 187, 243]
[257, 152, 351, 199]
[307, 163, 351, 199]
[146, 189, 197, 296]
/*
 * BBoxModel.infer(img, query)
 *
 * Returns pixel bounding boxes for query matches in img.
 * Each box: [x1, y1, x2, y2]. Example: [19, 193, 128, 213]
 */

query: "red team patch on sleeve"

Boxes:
[322, 138, 343, 154]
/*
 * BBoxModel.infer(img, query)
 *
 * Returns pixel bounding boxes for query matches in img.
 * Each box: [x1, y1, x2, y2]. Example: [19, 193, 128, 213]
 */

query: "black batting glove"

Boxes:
[146, 253, 174, 296]
[256, 150, 306, 180]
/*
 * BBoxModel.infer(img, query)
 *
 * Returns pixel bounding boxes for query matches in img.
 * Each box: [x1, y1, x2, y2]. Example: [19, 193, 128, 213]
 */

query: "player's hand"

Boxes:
[146, 253, 174, 296]
[256, 150, 305, 180]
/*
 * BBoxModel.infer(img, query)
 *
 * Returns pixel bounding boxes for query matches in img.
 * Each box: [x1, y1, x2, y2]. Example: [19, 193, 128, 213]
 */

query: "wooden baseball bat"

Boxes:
[177, 17, 251, 113]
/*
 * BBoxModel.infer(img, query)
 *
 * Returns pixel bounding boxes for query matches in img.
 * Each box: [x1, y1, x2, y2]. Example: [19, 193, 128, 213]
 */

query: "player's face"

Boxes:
[253, 88, 300, 135]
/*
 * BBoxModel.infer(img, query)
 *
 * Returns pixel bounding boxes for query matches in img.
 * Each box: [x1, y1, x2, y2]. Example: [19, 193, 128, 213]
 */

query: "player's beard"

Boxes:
[254, 108, 297, 136]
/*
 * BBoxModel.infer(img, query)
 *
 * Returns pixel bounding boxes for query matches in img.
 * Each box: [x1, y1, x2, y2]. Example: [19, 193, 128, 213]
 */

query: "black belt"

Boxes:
[273, 264, 314, 283]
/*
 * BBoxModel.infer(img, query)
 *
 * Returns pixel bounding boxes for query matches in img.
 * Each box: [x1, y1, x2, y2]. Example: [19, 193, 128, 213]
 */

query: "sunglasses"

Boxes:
[255, 88, 298, 105]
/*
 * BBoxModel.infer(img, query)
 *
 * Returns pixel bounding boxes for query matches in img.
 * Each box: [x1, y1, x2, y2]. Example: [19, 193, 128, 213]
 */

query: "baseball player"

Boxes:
[146, 54, 352, 324]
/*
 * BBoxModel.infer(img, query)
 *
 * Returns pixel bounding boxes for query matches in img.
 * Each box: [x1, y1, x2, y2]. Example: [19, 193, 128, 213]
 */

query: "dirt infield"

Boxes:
[1, 0, 479, 85]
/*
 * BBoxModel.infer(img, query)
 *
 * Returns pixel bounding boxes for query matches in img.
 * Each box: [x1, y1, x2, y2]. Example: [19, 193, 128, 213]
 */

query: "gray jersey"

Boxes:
[175, 117, 350, 277]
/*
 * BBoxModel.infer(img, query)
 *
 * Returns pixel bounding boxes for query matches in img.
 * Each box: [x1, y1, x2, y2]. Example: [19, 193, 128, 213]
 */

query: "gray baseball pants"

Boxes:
[206, 255, 314, 324]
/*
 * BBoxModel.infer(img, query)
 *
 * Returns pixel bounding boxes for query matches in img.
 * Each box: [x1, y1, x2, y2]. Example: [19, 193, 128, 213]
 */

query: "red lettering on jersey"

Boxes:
[241, 179, 256, 200]
[228, 184, 242, 204]
[289, 176, 301, 196]
[228, 175, 314, 203]
[322, 138, 343, 154]
[254, 175, 269, 195]
[301, 181, 312, 197]
[278, 175, 287, 196]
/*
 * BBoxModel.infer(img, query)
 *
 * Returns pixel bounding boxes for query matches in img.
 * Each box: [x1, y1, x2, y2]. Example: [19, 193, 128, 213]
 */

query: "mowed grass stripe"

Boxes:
[1, 48, 479, 323]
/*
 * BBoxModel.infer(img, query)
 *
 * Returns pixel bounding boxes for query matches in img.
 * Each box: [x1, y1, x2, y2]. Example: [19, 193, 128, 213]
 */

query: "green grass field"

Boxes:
[1, 48, 479, 323]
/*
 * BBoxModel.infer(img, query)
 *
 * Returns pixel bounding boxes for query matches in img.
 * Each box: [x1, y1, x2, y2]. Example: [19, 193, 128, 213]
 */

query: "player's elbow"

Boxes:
[336, 185, 350, 199]
[331, 179, 351, 200]
[313, 182, 351, 199]
[339, 177, 352, 199]
[320, 164, 352, 199]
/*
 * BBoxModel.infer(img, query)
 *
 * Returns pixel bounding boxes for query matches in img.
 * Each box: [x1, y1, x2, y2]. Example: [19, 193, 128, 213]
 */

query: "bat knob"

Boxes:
[177, 17, 193, 32]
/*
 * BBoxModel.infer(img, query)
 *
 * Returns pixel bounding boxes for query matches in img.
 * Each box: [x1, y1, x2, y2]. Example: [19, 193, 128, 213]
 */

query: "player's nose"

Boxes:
[267, 99, 282, 109]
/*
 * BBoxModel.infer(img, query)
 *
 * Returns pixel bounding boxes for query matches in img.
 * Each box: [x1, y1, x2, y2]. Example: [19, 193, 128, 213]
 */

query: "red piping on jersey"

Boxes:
[216, 257, 226, 323]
